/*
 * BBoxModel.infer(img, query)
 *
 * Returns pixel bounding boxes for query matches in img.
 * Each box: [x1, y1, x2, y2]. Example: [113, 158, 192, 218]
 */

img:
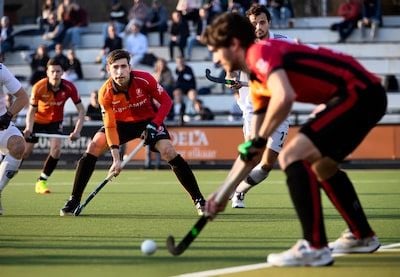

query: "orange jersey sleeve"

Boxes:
[249, 79, 272, 113]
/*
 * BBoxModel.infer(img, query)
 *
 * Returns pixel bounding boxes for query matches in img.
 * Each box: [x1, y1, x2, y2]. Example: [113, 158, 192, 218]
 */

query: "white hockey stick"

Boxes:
[34, 133, 71, 139]
[74, 140, 145, 216]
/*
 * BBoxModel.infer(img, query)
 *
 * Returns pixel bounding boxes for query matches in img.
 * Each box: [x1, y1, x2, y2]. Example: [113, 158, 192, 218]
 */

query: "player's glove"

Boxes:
[238, 137, 267, 161]
[142, 122, 159, 145]
[0, 111, 13, 130]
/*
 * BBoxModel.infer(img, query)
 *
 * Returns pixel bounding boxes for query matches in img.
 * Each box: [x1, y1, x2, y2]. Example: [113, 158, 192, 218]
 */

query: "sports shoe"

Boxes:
[35, 180, 50, 194]
[267, 239, 334, 267]
[231, 191, 245, 208]
[194, 198, 206, 216]
[60, 198, 80, 216]
[328, 229, 380, 254]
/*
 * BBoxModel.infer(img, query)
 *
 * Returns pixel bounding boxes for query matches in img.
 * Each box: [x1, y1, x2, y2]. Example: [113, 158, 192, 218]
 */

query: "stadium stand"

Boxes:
[6, 15, 400, 124]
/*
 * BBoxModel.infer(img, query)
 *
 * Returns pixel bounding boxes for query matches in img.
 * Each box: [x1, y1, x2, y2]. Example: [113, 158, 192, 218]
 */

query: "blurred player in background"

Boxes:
[0, 64, 29, 215]
[202, 12, 385, 267]
[228, 4, 290, 208]
[60, 49, 206, 216]
[23, 58, 85, 194]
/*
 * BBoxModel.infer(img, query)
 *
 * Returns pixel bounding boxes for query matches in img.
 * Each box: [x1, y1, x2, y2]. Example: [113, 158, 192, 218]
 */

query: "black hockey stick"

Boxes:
[166, 215, 208, 256]
[166, 158, 251, 256]
[205, 69, 248, 86]
[74, 140, 145, 216]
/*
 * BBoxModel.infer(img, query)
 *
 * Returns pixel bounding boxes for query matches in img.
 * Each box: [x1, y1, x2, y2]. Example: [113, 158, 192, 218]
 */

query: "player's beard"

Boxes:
[255, 29, 267, 40]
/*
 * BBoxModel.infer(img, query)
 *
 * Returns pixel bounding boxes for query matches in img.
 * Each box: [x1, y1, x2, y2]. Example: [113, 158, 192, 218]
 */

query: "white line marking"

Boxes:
[177, 242, 400, 277]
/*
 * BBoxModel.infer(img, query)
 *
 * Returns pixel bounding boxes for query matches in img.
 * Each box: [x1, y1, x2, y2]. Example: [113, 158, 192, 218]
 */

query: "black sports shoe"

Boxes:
[60, 198, 80, 216]
[194, 198, 206, 216]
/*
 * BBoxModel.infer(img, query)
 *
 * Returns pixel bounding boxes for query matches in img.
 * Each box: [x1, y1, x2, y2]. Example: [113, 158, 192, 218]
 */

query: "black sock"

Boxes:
[71, 153, 98, 202]
[285, 160, 327, 248]
[168, 154, 204, 202]
[40, 155, 59, 179]
[320, 170, 374, 238]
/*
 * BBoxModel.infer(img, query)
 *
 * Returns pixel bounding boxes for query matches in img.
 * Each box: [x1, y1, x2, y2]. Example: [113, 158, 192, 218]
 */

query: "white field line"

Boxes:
[177, 242, 400, 277]
[11, 178, 400, 186]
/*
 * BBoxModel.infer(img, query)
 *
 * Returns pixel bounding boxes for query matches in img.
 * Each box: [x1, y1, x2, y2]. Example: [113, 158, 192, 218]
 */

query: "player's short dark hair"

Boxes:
[201, 12, 255, 50]
[246, 4, 272, 22]
[107, 49, 131, 65]
[46, 58, 64, 69]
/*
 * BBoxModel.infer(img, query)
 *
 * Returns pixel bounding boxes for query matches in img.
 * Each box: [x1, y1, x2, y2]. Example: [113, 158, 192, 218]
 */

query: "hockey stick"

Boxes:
[74, 140, 145, 216]
[34, 133, 70, 139]
[205, 69, 249, 87]
[166, 158, 251, 256]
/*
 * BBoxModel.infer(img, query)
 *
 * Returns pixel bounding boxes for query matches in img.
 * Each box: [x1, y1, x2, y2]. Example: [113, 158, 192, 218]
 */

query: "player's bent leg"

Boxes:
[60, 134, 107, 216]
[0, 135, 25, 215]
[35, 154, 60, 194]
[231, 148, 277, 208]
[158, 140, 206, 215]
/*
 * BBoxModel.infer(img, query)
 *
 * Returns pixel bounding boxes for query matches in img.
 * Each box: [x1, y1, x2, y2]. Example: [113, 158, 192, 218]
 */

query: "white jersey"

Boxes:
[0, 63, 23, 116]
[235, 31, 291, 152]
[0, 64, 24, 154]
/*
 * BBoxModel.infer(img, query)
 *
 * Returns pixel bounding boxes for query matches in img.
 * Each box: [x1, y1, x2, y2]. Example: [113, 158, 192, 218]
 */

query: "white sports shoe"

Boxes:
[267, 239, 334, 267]
[329, 229, 380, 253]
[231, 192, 245, 208]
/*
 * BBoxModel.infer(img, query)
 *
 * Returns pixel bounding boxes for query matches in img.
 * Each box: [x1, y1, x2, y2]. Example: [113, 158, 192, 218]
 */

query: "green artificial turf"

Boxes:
[0, 169, 399, 277]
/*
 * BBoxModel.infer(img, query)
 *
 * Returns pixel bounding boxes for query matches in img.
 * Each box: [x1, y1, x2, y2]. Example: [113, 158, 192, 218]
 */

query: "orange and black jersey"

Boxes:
[246, 39, 381, 113]
[98, 70, 172, 146]
[30, 78, 81, 124]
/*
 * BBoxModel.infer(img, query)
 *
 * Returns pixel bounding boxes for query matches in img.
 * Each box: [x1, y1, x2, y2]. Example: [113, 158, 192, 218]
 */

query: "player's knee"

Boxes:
[157, 143, 177, 161]
[311, 157, 338, 181]
[51, 148, 62, 158]
[86, 140, 106, 155]
[7, 136, 25, 159]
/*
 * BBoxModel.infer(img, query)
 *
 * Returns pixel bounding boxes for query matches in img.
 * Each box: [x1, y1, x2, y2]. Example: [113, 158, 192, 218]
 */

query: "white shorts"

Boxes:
[0, 122, 23, 155]
[266, 119, 290, 153]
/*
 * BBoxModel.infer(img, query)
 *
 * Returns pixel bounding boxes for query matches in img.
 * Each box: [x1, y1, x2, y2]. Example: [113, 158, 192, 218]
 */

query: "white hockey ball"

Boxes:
[141, 239, 157, 255]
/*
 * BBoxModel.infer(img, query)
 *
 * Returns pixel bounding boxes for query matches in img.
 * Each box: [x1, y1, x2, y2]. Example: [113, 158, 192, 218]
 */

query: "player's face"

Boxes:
[209, 45, 242, 73]
[107, 58, 131, 86]
[46, 65, 63, 84]
[249, 13, 270, 40]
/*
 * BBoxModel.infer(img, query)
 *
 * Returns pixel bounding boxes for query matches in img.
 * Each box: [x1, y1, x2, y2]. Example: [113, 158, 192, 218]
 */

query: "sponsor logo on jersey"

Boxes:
[255, 58, 269, 75]
[157, 84, 164, 94]
[136, 88, 144, 98]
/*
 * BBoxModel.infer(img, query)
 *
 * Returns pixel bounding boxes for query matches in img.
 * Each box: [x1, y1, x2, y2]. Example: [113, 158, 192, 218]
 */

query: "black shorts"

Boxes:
[300, 83, 387, 162]
[98, 120, 171, 151]
[26, 121, 64, 143]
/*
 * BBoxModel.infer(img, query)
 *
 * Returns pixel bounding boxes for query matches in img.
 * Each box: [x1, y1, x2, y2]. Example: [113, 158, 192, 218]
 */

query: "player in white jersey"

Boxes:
[0, 63, 29, 215]
[229, 4, 290, 208]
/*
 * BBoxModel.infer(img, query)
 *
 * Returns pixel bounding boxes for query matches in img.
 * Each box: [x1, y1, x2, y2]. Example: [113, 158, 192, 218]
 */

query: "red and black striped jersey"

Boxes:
[246, 39, 381, 112]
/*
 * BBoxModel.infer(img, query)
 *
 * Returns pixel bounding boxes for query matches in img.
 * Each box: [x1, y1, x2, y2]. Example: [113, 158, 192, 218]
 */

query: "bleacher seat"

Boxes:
[7, 16, 400, 121]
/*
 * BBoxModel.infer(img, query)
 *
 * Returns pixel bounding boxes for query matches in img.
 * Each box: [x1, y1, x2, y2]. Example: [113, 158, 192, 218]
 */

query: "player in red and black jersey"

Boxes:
[23, 58, 85, 194]
[60, 49, 206, 216]
[201, 13, 386, 266]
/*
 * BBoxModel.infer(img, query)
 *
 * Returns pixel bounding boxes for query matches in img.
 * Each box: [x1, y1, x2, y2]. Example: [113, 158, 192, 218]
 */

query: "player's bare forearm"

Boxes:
[9, 88, 29, 115]
[24, 106, 37, 135]
[71, 103, 85, 138]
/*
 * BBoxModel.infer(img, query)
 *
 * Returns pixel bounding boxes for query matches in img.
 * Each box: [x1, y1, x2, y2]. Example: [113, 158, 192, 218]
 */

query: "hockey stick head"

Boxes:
[73, 205, 83, 216]
[166, 216, 208, 256]
[166, 235, 182, 256]
[205, 68, 239, 86]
